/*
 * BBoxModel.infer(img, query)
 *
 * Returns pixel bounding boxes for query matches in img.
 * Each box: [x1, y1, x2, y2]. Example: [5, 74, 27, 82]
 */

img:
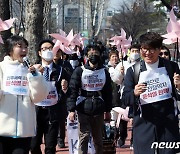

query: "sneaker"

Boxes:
[58, 140, 65, 148]
[130, 143, 133, 150]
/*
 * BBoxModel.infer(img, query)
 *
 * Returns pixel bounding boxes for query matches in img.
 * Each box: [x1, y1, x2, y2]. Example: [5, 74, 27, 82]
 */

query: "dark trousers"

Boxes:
[119, 120, 128, 139]
[0, 136, 31, 154]
[57, 103, 67, 142]
[57, 119, 66, 142]
[78, 112, 104, 154]
[30, 107, 59, 154]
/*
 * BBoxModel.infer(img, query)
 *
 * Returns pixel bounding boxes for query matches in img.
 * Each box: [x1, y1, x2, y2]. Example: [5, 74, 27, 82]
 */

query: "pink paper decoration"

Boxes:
[49, 29, 88, 55]
[110, 28, 132, 56]
[0, 18, 15, 43]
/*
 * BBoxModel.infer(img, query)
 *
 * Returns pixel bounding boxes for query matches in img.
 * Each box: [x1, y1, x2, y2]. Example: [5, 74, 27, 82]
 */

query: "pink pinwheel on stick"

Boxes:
[110, 28, 132, 65]
[0, 18, 15, 44]
[49, 30, 74, 55]
[162, 9, 180, 61]
[50, 29, 88, 56]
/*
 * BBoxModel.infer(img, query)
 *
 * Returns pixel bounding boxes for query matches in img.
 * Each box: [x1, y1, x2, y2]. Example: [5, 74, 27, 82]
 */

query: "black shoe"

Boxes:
[58, 140, 65, 148]
[118, 138, 125, 147]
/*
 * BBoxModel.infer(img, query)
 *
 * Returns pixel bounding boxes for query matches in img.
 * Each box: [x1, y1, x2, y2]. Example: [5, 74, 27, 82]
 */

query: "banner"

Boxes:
[138, 67, 172, 105]
[3, 64, 29, 95]
[67, 116, 95, 154]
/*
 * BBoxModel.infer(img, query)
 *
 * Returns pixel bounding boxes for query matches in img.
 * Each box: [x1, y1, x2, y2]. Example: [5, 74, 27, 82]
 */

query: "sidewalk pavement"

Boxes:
[40, 122, 134, 154]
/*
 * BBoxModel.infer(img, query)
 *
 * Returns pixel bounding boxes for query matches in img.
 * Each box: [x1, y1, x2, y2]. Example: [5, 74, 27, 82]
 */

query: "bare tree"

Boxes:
[0, 0, 11, 61]
[84, 0, 109, 41]
[9, 0, 26, 34]
[111, 1, 167, 41]
[24, 0, 44, 63]
[150, 0, 180, 17]
[43, 0, 51, 37]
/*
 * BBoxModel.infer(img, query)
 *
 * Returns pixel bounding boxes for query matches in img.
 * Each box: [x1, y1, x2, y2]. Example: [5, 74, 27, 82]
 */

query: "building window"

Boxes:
[67, 8, 79, 16]
[107, 11, 113, 16]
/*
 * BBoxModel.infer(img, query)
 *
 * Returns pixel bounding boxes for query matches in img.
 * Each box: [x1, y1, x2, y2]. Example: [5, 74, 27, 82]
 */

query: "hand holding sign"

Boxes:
[35, 64, 44, 74]
[61, 79, 68, 92]
[68, 112, 76, 122]
[134, 83, 147, 96]
[174, 73, 180, 90]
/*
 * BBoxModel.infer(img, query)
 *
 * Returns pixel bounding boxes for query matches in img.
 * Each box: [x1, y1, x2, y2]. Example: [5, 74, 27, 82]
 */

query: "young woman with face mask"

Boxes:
[67, 44, 112, 154]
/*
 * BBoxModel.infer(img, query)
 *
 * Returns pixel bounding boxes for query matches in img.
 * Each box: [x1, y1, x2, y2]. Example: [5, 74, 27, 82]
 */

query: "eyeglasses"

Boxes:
[159, 52, 169, 56]
[140, 48, 156, 54]
[41, 46, 53, 51]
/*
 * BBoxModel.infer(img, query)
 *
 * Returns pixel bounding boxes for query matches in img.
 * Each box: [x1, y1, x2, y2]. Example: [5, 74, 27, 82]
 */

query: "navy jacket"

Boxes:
[122, 57, 180, 154]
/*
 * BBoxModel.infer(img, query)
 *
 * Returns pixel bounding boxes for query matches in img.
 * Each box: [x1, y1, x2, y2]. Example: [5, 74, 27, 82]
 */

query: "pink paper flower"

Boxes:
[0, 18, 15, 43]
[49, 29, 88, 55]
[110, 28, 132, 55]
[162, 9, 180, 45]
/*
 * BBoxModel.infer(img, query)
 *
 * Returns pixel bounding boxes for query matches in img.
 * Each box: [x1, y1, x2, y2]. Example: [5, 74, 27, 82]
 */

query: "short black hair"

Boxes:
[38, 39, 54, 51]
[4, 35, 28, 56]
[84, 44, 101, 55]
[139, 32, 163, 49]
[130, 44, 140, 50]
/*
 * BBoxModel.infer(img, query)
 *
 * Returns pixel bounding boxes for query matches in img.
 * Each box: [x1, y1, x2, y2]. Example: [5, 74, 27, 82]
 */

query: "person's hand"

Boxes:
[104, 112, 111, 122]
[61, 79, 68, 92]
[28, 65, 36, 73]
[134, 83, 147, 96]
[68, 112, 76, 122]
[174, 73, 180, 90]
[35, 64, 44, 74]
[120, 66, 124, 75]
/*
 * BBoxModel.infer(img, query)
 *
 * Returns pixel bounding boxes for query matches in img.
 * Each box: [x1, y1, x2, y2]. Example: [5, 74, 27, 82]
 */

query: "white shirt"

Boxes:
[42, 62, 53, 79]
[145, 59, 159, 70]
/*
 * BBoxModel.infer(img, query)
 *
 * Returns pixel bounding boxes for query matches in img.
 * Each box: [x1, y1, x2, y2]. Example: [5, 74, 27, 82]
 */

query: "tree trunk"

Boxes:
[0, 0, 11, 61]
[24, 0, 44, 64]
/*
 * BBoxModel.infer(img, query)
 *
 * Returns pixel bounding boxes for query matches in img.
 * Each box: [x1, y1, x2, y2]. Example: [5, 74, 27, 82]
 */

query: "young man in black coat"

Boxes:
[67, 45, 112, 154]
[122, 32, 180, 154]
[30, 40, 68, 154]
[53, 49, 73, 148]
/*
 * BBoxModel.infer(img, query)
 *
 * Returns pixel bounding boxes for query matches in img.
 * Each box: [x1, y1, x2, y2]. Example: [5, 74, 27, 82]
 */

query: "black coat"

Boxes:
[122, 57, 180, 154]
[36, 62, 69, 121]
[67, 62, 112, 115]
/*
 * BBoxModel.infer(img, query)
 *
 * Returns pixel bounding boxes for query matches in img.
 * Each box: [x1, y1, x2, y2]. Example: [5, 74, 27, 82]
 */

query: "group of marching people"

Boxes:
[0, 31, 180, 154]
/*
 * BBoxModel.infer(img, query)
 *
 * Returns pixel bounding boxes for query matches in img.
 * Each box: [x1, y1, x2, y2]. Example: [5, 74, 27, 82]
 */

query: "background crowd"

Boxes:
[0, 31, 180, 154]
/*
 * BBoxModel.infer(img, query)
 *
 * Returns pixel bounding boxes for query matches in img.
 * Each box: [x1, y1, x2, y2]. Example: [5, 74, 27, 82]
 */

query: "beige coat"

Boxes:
[0, 56, 49, 137]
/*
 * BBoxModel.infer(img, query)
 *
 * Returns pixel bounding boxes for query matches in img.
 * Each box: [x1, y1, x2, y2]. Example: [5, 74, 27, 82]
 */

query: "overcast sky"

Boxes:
[108, 0, 132, 10]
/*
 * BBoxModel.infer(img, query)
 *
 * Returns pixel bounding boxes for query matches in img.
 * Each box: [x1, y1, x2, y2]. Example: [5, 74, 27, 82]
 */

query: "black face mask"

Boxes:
[89, 55, 100, 65]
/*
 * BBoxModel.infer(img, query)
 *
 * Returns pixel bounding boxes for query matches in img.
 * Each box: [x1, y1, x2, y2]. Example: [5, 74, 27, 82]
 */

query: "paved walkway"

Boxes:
[40, 122, 134, 154]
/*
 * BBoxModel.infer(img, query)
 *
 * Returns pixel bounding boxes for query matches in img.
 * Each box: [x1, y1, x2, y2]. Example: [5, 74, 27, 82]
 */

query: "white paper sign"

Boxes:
[138, 67, 172, 105]
[36, 81, 58, 106]
[67, 117, 95, 154]
[81, 68, 106, 91]
[3, 64, 29, 95]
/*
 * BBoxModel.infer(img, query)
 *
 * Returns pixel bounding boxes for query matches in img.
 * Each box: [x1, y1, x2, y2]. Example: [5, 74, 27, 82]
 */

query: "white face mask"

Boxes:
[130, 53, 140, 61]
[69, 60, 79, 69]
[41, 50, 54, 61]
